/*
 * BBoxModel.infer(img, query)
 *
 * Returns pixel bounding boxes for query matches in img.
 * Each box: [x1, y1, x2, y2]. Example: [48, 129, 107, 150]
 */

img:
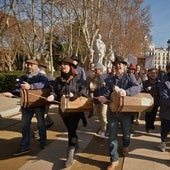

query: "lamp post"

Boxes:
[167, 39, 170, 60]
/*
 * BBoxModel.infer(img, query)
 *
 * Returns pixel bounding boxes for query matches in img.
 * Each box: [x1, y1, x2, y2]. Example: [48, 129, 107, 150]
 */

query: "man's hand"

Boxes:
[69, 94, 79, 101]
[46, 95, 55, 102]
[117, 89, 126, 97]
[96, 96, 108, 103]
[3, 92, 14, 98]
[21, 81, 31, 90]
[146, 86, 152, 92]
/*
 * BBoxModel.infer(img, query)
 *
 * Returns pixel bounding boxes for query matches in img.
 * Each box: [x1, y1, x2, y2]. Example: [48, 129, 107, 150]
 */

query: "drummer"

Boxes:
[97, 56, 141, 170]
[46, 56, 87, 168]
[3, 59, 49, 155]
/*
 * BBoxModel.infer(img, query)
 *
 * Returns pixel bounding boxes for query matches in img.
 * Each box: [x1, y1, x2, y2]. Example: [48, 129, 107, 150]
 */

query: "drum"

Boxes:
[20, 88, 51, 108]
[109, 92, 154, 113]
[60, 95, 93, 112]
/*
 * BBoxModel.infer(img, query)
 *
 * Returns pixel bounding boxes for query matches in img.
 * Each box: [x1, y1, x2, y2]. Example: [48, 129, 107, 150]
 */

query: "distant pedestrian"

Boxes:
[136, 64, 148, 82]
[86, 62, 96, 118]
[142, 68, 160, 133]
[106, 67, 112, 76]
[157, 65, 166, 81]
[158, 62, 170, 152]
[86, 63, 95, 78]
[33, 61, 55, 139]
[86, 62, 95, 95]
[91, 63, 108, 138]
[128, 63, 143, 125]
[71, 55, 86, 84]
[38, 61, 55, 128]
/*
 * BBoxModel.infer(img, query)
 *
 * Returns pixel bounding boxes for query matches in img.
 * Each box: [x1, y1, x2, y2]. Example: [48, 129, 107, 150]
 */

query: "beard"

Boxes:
[26, 68, 39, 78]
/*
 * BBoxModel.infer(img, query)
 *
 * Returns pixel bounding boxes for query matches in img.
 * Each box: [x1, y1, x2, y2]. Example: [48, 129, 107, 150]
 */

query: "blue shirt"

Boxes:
[104, 73, 141, 99]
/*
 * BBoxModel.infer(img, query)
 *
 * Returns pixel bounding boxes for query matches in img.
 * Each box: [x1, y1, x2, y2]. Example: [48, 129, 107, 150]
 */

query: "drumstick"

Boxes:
[28, 92, 60, 104]
[93, 96, 110, 102]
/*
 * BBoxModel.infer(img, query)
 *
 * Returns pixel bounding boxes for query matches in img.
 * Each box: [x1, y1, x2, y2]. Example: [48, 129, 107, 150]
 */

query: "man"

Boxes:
[97, 56, 141, 170]
[3, 59, 49, 155]
[158, 65, 166, 81]
[86, 62, 95, 80]
[143, 68, 160, 133]
[92, 63, 108, 138]
[86, 62, 95, 92]
[128, 63, 143, 125]
[158, 62, 170, 152]
[71, 55, 86, 84]
[136, 64, 148, 82]
[86, 62, 96, 118]
[38, 61, 55, 128]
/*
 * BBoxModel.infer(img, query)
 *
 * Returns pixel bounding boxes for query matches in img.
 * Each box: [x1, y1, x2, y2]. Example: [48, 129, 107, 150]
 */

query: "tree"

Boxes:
[0, 0, 152, 71]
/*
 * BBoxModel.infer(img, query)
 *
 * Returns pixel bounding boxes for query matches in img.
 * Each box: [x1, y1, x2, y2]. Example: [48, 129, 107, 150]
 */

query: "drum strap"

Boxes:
[116, 96, 124, 113]
[21, 89, 27, 108]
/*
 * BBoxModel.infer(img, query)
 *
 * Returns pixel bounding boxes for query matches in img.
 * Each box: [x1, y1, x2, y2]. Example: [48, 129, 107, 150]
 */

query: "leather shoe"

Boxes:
[107, 161, 119, 170]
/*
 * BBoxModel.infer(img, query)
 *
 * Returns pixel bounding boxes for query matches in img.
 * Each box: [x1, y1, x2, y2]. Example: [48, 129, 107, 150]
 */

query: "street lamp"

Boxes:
[167, 39, 170, 59]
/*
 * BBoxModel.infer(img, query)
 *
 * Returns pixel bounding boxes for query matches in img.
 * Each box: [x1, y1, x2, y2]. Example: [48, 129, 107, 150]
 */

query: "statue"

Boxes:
[94, 34, 106, 64]
[104, 45, 115, 68]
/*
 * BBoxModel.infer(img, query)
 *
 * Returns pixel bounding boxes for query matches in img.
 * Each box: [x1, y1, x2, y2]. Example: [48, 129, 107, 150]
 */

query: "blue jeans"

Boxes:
[161, 118, 170, 142]
[107, 112, 132, 162]
[20, 107, 46, 149]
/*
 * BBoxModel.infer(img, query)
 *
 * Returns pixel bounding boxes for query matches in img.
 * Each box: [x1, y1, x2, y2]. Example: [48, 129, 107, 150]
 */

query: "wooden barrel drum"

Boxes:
[60, 95, 93, 112]
[109, 92, 154, 113]
[20, 88, 51, 108]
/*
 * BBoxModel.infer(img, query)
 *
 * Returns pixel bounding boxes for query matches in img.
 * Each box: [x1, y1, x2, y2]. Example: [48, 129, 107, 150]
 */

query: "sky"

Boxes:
[143, 0, 170, 48]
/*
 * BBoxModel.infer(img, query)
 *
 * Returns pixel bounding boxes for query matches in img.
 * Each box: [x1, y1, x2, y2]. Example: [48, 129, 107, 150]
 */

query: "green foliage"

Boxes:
[45, 33, 64, 70]
[0, 71, 60, 93]
[0, 71, 24, 92]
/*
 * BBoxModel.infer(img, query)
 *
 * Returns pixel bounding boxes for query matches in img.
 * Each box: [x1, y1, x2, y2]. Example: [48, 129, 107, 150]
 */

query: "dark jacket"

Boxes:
[142, 78, 160, 106]
[105, 73, 141, 98]
[159, 75, 170, 120]
[76, 66, 86, 81]
[12, 72, 49, 97]
[93, 73, 108, 104]
[51, 74, 87, 116]
[104, 72, 141, 114]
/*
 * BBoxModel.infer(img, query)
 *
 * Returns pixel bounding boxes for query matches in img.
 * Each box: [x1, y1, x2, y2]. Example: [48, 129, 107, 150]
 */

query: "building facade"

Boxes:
[154, 47, 168, 70]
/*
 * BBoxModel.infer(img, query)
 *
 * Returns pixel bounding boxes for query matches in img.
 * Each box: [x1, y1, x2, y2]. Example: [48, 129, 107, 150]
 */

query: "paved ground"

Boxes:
[0, 94, 170, 170]
[0, 94, 20, 117]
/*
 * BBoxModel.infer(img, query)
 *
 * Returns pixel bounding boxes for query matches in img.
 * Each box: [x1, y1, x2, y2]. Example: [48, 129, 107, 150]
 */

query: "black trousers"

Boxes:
[80, 112, 87, 126]
[145, 105, 159, 130]
[61, 114, 82, 147]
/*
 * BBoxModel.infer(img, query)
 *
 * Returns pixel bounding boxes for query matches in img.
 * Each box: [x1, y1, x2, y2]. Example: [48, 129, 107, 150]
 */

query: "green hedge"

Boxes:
[0, 71, 59, 93]
[0, 71, 24, 92]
